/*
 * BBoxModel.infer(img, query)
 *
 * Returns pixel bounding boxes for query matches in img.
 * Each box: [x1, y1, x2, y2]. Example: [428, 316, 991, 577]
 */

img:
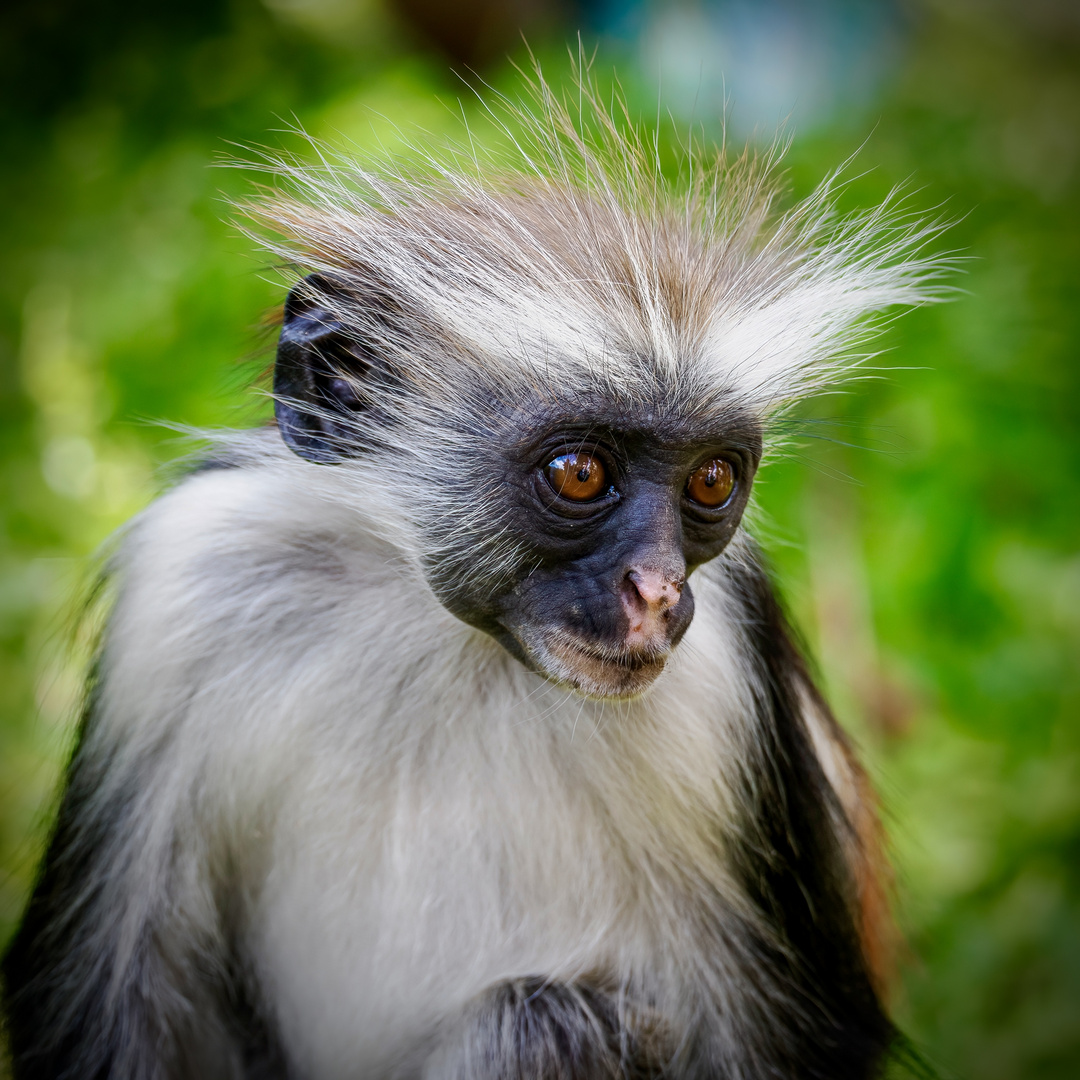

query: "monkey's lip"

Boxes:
[557, 636, 667, 670]
[539, 631, 669, 698]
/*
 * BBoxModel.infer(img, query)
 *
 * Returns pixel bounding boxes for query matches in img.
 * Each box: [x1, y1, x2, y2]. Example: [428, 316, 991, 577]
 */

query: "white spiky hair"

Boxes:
[240, 62, 950, 430]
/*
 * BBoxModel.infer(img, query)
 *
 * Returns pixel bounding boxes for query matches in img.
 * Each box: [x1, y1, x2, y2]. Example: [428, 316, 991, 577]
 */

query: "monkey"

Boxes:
[2, 75, 946, 1080]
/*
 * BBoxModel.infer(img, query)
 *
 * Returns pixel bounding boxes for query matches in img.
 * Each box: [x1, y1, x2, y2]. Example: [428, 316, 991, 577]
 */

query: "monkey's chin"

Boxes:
[529, 632, 669, 700]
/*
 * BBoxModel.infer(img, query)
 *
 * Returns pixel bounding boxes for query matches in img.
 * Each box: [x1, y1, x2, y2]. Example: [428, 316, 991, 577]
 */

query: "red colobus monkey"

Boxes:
[3, 75, 946, 1079]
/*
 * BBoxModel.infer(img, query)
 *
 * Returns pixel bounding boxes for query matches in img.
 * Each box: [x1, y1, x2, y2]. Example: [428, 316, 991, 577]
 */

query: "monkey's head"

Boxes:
[264, 112, 942, 699]
[273, 259, 766, 699]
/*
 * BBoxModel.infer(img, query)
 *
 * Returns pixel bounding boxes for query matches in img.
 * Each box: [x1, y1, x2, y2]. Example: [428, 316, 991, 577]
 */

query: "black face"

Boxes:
[451, 417, 760, 697]
[276, 276, 762, 699]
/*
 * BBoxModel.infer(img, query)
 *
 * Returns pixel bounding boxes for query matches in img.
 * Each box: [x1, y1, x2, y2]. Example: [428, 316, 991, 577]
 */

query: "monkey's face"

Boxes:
[462, 418, 760, 698]
[274, 276, 761, 699]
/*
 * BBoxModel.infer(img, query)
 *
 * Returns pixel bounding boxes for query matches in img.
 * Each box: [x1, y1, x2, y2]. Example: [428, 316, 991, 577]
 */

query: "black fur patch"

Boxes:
[713, 548, 894, 1079]
[432, 977, 665, 1080]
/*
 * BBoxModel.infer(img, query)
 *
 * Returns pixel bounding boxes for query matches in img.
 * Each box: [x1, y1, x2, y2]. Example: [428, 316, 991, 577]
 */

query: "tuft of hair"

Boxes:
[239, 61, 951, 426]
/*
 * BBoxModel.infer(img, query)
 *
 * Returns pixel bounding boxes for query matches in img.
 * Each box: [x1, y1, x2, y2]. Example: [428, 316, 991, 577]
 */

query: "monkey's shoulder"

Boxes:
[125, 454, 388, 599]
[100, 454, 426, 716]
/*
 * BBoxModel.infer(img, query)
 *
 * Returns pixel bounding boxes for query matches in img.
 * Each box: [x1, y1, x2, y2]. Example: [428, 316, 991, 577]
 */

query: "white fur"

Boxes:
[82, 434, 792, 1077]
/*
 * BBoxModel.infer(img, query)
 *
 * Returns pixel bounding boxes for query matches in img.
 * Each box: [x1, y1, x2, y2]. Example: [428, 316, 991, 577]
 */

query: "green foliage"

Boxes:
[1, 2, 1077, 1077]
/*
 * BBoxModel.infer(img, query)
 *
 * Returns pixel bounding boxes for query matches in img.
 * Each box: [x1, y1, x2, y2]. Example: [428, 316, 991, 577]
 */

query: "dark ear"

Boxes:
[274, 274, 377, 463]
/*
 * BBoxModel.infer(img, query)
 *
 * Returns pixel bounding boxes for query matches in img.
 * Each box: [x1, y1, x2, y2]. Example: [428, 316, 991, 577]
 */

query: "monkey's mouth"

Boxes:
[534, 631, 670, 699]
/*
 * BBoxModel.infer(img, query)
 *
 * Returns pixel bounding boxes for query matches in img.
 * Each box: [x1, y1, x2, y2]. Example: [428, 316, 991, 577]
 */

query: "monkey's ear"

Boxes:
[274, 274, 376, 463]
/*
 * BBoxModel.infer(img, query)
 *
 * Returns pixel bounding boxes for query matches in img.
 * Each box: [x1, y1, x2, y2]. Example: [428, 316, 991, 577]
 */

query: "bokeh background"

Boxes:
[1, 0, 1078, 1076]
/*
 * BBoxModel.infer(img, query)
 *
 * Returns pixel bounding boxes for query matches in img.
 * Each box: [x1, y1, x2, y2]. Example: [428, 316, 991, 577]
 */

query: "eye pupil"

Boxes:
[546, 453, 607, 502]
[687, 458, 735, 508]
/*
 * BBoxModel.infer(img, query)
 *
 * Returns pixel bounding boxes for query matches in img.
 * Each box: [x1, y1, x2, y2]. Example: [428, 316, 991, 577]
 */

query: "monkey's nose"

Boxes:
[621, 567, 686, 647]
[626, 568, 684, 610]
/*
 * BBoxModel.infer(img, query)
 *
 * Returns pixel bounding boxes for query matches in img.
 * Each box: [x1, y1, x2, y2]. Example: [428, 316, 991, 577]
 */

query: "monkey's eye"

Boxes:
[545, 452, 607, 501]
[686, 458, 735, 508]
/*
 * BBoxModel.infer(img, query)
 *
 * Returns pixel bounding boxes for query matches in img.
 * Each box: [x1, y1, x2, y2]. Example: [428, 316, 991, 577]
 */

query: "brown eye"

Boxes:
[686, 458, 735, 508]
[546, 452, 607, 501]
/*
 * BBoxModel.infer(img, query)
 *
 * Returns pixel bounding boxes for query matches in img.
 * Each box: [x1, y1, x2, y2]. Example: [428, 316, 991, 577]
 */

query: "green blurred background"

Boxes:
[1, 0, 1077, 1076]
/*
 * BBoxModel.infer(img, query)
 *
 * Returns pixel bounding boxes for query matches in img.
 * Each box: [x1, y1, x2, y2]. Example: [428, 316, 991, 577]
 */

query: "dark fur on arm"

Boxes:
[1, 684, 286, 1080]
[716, 550, 895, 1079]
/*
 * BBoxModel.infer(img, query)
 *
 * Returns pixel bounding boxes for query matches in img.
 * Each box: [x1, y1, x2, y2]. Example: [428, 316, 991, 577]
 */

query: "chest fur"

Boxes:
[248, 664, 743, 1077]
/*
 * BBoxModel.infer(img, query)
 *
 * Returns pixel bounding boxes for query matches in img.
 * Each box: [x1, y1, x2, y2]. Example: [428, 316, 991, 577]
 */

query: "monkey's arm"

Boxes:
[2, 457, 390, 1079]
[2, 470, 302, 1079]
[798, 682, 895, 993]
[1, 700, 283, 1080]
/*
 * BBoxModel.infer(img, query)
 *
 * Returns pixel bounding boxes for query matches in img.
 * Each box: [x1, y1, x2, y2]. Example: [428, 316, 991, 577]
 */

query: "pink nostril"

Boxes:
[627, 569, 685, 610]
